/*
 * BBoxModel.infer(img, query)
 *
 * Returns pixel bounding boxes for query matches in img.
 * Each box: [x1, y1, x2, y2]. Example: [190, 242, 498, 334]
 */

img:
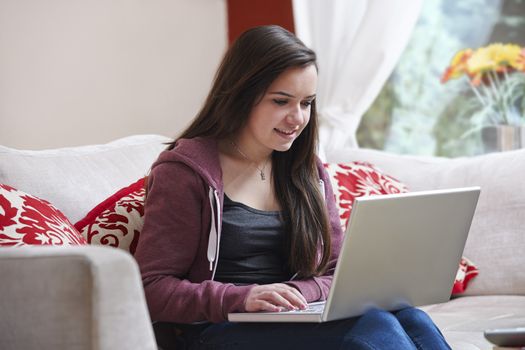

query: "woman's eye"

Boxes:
[301, 100, 313, 108]
[273, 99, 287, 106]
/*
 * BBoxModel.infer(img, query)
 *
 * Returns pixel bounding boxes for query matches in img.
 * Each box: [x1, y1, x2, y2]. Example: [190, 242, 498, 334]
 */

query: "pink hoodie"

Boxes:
[134, 137, 343, 324]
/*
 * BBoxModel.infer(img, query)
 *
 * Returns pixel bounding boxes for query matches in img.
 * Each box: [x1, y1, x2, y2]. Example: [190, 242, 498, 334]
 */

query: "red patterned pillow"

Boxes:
[0, 183, 87, 246]
[74, 178, 145, 254]
[453, 257, 479, 294]
[324, 161, 477, 295]
[324, 162, 408, 230]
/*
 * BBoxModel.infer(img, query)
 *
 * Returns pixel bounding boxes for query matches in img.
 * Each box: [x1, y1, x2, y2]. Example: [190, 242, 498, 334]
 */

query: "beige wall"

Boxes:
[0, 0, 227, 149]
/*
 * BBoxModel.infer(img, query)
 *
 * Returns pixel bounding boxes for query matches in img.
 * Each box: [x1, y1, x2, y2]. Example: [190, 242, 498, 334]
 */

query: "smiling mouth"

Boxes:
[274, 128, 298, 136]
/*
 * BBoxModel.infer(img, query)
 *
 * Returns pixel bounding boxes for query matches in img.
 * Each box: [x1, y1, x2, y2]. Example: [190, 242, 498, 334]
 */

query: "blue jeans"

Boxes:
[159, 307, 451, 350]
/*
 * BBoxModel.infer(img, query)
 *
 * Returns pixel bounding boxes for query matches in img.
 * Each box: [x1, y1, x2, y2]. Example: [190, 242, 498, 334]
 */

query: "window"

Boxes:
[357, 0, 525, 157]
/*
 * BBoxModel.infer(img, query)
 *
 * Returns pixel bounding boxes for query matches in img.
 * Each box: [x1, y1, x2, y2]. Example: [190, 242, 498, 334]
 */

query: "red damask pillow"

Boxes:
[324, 162, 477, 295]
[324, 162, 408, 230]
[0, 184, 87, 246]
[74, 178, 145, 254]
[453, 257, 479, 294]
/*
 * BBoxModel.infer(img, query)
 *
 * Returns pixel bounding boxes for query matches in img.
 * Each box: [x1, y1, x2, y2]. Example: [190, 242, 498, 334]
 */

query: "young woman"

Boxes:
[134, 25, 451, 350]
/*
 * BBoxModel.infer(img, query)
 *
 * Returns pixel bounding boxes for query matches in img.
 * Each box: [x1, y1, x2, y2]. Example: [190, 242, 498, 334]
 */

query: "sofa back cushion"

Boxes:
[0, 134, 170, 223]
[327, 147, 525, 296]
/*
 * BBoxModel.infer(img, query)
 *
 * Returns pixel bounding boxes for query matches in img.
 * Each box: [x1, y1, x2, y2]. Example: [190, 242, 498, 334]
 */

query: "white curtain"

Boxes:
[293, 0, 423, 157]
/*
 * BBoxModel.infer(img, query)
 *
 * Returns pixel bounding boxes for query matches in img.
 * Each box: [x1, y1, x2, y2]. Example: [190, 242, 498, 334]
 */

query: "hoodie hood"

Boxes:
[152, 137, 223, 191]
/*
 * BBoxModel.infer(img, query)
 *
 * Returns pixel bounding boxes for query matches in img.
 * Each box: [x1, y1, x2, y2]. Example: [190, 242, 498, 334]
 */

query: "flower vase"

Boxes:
[521, 126, 525, 149]
[481, 125, 524, 153]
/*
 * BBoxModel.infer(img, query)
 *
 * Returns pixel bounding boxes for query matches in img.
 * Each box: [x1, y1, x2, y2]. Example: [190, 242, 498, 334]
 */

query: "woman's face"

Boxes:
[238, 64, 318, 158]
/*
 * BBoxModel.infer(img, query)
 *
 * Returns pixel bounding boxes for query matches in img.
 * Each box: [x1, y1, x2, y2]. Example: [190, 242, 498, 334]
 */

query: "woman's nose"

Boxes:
[287, 104, 304, 124]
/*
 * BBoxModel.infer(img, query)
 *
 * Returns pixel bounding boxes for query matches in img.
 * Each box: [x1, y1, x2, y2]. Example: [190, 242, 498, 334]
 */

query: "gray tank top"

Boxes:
[214, 194, 291, 285]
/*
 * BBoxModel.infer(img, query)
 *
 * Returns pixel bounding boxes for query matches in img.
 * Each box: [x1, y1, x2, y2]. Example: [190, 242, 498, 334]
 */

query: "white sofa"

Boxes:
[1, 134, 524, 350]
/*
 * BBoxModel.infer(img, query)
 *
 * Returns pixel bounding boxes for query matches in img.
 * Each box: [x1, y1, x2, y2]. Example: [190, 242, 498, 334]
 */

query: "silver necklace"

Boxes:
[230, 140, 269, 181]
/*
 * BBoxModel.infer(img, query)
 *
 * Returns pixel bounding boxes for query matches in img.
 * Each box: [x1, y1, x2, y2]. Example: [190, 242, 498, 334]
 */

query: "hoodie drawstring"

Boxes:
[317, 179, 326, 264]
[207, 187, 222, 279]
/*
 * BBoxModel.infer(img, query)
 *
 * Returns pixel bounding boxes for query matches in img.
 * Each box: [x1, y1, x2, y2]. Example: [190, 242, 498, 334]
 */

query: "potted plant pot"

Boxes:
[481, 125, 523, 153]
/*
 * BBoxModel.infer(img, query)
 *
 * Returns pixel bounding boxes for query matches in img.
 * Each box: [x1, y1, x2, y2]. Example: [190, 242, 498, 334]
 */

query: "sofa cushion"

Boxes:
[454, 257, 479, 295]
[74, 178, 145, 254]
[421, 295, 525, 349]
[0, 134, 170, 224]
[327, 147, 525, 296]
[0, 184, 86, 246]
[324, 161, 408, 230]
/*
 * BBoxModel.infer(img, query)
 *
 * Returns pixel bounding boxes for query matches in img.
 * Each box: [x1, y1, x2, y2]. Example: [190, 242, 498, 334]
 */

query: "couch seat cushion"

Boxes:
[421, 295, 525, 350]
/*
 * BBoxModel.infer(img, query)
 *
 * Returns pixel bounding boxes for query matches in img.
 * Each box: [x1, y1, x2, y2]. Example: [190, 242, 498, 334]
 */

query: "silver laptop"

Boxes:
[228, 187, 480, 323]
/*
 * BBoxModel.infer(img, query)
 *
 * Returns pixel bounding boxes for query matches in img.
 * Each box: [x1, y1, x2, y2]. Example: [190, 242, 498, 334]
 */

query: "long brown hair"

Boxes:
[169, 25, 331, 278]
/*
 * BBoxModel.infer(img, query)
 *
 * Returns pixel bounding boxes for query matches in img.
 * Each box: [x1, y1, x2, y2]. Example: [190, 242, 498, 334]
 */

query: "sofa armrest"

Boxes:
[0, 246, 157, 350]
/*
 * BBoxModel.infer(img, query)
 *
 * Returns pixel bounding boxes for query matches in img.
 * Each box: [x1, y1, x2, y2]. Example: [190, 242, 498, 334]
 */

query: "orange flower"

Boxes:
[517, 48, 525, 72]
[442, 43, 525, 86]
[441, 48, 473, 83]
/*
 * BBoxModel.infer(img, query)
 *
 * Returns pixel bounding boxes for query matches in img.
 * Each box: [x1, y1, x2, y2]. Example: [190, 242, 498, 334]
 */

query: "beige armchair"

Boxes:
[0, 246, 156, 349]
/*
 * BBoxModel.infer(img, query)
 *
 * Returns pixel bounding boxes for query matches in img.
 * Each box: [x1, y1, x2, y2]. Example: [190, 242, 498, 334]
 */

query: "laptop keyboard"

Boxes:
[283, 302, 325, 314]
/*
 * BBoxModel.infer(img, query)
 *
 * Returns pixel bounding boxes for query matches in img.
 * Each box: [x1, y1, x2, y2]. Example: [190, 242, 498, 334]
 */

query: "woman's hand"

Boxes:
[244, 283, 308, 312]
